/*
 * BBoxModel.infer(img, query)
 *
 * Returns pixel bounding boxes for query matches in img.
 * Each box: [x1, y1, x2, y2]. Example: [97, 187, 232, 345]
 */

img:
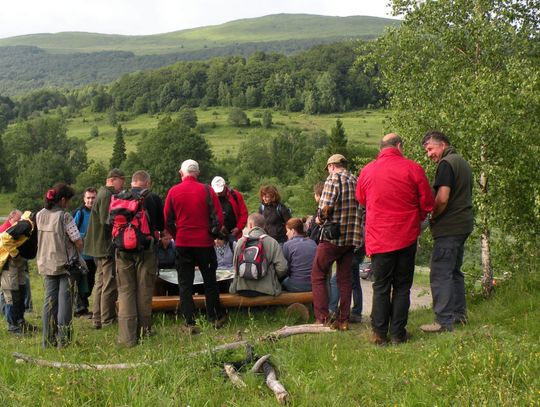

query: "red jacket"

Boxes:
[0, 220, 13, 233]
[356, 148, 434, 255]
[164, 176, 224, 247]
[224, 188, 248, 239]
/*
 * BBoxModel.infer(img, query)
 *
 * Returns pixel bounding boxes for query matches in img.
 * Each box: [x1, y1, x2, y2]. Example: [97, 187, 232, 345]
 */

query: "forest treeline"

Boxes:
[0, 37, 378, 96]
[0, 41, 381, 212]
[0, 41, 381, 131]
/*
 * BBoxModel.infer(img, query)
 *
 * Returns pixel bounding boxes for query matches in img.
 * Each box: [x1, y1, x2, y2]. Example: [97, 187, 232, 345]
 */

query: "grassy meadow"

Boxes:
[67, 107, 388, 165]
[0, 263, 537, 406]
[0, 107, 387, 216]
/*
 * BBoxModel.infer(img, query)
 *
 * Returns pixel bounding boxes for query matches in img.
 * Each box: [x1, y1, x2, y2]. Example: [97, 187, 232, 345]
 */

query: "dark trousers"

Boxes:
[75, 258, 96, 313]
[176, 246, 223, 326]
[42, 275, 74, 348]
[430, 234, 469, 328]
[371, 242, 417, 339]
[311, 242, 354, 323]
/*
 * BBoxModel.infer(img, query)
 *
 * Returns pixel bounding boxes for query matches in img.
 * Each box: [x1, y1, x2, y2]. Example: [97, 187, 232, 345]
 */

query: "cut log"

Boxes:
[151, 291, 313, 311]
[285, 303, 310, 323]
[224, 363, 247, 388]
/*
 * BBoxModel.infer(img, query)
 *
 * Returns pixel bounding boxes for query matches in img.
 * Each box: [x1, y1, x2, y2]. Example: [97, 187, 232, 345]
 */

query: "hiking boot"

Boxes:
[370, 332, 388, 346]
[92, 322, 102, 330]
[420, 322, 453, 333]
[180, 324, 201, 335]
[349, 314, 363, 324]
[102, 319, 117, 327]
[391, 331, 412, 345]
[8, 327, 23, 336]
[213, 314, 228, 329]
[74, 309, 92, 318]
[331, 321, 349, 331]
[138, 327, 156, 340]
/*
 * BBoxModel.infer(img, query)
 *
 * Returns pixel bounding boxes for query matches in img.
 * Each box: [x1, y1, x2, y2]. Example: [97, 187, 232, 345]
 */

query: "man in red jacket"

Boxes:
[356, 133, 434, 345]
[164, 159, 226, 333]
[211, 176, 248, 241]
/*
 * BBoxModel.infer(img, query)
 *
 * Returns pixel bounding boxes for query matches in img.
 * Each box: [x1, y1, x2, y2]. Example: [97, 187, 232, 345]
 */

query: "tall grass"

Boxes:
[0, 263, 537, 406]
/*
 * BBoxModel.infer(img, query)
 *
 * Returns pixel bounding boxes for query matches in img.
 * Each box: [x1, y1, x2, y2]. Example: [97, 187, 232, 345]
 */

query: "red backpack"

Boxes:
[109, 189, 153, 251]
[236, 234, 268, 280]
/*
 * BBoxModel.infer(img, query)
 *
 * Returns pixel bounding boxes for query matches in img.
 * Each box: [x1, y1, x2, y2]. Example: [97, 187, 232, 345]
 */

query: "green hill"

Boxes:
[0, 14, 400, 54]
[0, 14, 400, 96]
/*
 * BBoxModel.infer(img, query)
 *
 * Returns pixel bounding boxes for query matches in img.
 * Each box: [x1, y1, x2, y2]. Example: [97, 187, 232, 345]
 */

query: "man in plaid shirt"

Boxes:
[312, 154, 364, 331]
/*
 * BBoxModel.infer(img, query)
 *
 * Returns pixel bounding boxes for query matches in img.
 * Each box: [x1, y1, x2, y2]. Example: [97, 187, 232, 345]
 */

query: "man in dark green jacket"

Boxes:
[85, 169, 125, 329]
[420, 131, 474, 333]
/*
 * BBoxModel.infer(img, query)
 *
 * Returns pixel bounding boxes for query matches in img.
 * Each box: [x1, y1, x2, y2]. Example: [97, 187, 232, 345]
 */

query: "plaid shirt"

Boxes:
[318, 170, 363, 247]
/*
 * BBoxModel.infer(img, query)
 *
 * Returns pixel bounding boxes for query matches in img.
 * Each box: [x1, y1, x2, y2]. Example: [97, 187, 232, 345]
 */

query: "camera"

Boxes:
[65, 257, 87, 278]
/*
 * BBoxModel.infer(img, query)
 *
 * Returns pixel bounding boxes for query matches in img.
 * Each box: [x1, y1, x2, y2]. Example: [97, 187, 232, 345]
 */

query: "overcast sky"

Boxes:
[0, 0, 397, 39]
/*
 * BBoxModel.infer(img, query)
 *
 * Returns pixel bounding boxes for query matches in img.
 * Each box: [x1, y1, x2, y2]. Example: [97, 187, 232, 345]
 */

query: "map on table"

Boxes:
[158, 269, 234, 285]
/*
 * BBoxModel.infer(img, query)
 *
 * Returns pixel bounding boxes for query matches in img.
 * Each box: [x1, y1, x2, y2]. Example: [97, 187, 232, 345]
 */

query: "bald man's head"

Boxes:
[379, 133, 403, 150]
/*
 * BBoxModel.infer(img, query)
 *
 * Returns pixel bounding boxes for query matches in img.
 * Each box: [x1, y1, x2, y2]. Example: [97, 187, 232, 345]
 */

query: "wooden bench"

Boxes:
[151, 291, 313, 311]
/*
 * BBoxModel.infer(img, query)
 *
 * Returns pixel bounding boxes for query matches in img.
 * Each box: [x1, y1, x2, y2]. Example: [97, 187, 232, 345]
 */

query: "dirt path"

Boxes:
[359, 275, 432, 316]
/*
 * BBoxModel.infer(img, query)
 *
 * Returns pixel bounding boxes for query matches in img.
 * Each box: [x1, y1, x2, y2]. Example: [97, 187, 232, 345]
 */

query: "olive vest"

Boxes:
[36, 207, 77, 276]
[430, 147, 474, 238]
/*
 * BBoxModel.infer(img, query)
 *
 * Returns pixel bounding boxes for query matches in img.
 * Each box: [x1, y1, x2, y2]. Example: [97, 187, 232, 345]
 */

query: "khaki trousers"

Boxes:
[92, 256, 117, 326]
[116, 249, 157, 346]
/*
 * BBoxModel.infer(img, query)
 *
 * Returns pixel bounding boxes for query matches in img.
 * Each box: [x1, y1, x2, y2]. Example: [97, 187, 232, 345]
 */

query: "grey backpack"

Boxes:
[236, 235, 268, 280]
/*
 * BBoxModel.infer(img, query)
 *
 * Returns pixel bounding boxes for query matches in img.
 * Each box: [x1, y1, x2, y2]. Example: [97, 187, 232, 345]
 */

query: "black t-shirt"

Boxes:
[219, 196, 237, 232]
[434, 160, 454, 191]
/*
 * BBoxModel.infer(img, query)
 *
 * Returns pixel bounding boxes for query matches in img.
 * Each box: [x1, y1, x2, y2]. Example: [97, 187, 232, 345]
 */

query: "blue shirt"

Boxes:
[282, 236, 317, 285]
[73, 206, 92, 260]
[215, 241, 235, 269]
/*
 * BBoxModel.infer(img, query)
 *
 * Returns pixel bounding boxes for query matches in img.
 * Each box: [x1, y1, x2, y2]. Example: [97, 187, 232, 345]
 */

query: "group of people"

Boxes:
[0, 129, 473, 349]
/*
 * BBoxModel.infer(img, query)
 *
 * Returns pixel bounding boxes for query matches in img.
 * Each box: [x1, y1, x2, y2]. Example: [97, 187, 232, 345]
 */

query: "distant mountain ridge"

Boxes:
[0, 14, 400, 95]
[0, 14, 400, 54]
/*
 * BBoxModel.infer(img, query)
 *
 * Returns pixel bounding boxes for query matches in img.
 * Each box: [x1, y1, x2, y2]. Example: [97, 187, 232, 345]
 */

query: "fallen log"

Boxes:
[12, 322, 334, 370]
[12, 352, 158, 370]
[12, 341, 251, 370]
[261, 323, 336, 341]
[252, 354, 289, 404]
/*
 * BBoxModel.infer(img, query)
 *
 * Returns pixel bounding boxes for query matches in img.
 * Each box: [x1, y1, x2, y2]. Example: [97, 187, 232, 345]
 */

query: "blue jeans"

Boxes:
[430, 234, 469, 328]
[282, 277, 311, 292]
[329, 248, 364, 316]
[42, 275, 74, 348]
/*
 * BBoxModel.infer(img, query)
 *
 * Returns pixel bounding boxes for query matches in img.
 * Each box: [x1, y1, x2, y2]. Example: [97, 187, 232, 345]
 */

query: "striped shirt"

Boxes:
[318, 170, 363, 247]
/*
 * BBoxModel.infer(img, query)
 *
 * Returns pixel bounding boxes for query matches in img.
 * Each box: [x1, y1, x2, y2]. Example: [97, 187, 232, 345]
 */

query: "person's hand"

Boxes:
[230, 227, 239, 236]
